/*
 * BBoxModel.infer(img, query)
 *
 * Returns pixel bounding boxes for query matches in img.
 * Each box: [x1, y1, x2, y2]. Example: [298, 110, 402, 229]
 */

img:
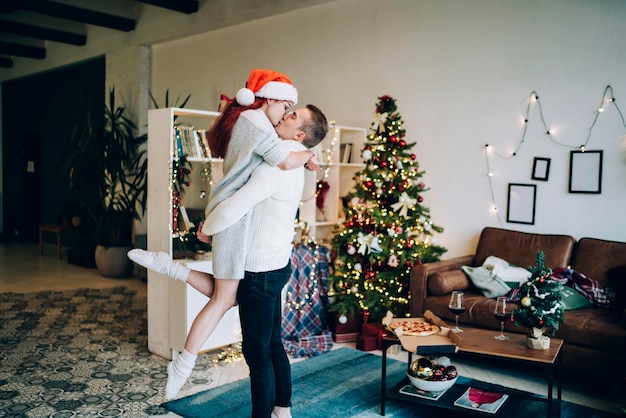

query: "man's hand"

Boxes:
[196, 221, 212, 244]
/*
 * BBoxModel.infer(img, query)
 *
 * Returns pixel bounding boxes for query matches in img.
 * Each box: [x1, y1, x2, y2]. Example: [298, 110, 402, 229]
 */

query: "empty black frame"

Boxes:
[531, 157, 551, 181]
[506, 183, 537, 225]
[568, 150, 603, 194]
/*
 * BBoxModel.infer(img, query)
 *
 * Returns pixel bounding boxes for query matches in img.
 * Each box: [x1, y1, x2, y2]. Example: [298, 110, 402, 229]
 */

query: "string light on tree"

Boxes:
[329, 95, 447, 321]
[511, 251, 564, 336]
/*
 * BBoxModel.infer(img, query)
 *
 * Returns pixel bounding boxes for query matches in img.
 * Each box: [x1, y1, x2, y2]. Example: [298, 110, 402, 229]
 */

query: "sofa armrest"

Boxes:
[409, 255, 474, 317]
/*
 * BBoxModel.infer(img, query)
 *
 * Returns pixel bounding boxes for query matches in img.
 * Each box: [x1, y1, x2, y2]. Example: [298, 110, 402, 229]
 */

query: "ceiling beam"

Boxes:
[135, 0, 198, 14]
[0, 56, 13, 68]
[19, 0, 136, 32]
[0, 19, 86, 45]
[0, 40, 46, 59]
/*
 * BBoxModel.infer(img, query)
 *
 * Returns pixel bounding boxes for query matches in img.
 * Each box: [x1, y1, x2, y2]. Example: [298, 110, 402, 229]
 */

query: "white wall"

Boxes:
[149, 0, 626, 259]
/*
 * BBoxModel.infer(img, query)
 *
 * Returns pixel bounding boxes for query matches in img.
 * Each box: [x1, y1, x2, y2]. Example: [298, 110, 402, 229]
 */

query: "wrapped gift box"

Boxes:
[360, 322, 388, 350]
[328, 312, 363, 342]
[356, 335, 378, 351]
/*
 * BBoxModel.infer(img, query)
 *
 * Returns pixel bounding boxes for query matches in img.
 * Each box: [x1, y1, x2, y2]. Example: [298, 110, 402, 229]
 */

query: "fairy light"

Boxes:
[484, 85, 626, 227]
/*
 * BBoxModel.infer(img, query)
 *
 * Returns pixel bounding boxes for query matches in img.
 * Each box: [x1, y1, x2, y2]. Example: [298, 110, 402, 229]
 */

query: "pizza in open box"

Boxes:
[389, 319, 440, 337]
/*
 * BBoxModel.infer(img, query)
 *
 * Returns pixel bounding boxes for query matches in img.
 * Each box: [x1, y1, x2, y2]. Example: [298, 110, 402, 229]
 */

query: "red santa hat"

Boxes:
[235, 68, 298, 106]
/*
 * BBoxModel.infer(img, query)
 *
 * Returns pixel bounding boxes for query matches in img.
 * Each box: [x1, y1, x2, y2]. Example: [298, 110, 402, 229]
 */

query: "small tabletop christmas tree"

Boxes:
[512, 251, 564, 337]
[329, 95, 447, 321]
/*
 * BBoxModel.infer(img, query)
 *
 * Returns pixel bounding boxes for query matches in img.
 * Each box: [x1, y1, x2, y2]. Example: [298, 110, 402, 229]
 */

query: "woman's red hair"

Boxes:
[207, 98, 265, 158]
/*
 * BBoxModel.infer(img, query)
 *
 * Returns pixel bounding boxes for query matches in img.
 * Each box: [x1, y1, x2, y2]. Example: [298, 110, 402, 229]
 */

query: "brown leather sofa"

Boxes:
[409, 227, 626, 376]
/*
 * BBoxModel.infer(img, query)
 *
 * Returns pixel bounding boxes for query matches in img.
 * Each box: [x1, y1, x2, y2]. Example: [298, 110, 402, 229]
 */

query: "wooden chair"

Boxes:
[39, 224, 70, 259]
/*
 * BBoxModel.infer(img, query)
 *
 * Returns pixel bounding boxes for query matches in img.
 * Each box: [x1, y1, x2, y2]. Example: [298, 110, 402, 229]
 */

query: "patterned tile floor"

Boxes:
[1, 243, 624, 417]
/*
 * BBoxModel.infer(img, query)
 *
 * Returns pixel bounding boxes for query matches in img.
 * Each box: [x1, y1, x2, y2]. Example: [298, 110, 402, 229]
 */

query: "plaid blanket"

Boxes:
[552, 267, 615, 307]
[281, 243, 333, 357]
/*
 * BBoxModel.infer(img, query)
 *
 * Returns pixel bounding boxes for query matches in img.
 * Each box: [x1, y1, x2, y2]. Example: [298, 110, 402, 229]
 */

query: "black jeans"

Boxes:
[238, 262, 292, 418]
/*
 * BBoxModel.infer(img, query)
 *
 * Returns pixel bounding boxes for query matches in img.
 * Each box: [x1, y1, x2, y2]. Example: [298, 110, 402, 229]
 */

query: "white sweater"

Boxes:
[203, 140, 306, 272]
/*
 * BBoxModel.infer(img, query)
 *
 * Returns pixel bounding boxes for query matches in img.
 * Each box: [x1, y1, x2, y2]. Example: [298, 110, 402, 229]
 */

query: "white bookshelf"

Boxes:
[299, 124, 366, 243]
[146, 107, 240, 360]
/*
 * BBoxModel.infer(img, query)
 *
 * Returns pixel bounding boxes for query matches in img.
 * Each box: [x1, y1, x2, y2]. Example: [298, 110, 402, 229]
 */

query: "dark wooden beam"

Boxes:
[0, 0, 21, 14]
[0, 19, 86, 45]
[136, 0, 198, 14]
[0, 56, 13, 67]
[21, 0, 136, 32]
[0, 40, 46, 59]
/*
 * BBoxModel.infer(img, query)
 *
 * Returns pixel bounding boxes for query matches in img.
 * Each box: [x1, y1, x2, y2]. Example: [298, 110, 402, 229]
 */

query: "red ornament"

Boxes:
[417, 196, 424, 203]
[538, 319, 544, 326]
[410, 154, 416, 160]
[418, 182, 425, 188]
[400, 140, 407, 147]
[381, 161, 388, 167]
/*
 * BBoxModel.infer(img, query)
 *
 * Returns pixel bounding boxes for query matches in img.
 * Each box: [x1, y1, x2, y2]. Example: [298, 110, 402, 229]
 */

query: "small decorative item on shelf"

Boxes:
[511, 251, 564, 350]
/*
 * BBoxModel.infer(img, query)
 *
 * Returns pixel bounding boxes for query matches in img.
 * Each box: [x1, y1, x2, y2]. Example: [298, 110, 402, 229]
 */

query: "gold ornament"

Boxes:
[521, 296, 532, 307]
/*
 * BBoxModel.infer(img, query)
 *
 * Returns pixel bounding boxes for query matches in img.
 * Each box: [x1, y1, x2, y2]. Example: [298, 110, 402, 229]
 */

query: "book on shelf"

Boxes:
[197, 129, 211, 158]
[340, 143, 353, 163]
[174, 126, 210, 159]
[398, 384, 448, 401]
[453, 387, 508, 414]
[178, 206, 194, 231]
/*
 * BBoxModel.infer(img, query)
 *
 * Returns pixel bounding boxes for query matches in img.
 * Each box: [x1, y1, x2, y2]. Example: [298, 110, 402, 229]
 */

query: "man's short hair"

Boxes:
[301, 104, 328, 149]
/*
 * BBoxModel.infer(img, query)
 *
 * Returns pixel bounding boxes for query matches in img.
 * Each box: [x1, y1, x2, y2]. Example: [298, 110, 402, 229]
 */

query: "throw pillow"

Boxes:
[560, 287, 593, 310]
[483, 255, 531, 289]
[428, 270, 470, 295]
[607, 264, 626, 321]
[461, 265, 511, 298]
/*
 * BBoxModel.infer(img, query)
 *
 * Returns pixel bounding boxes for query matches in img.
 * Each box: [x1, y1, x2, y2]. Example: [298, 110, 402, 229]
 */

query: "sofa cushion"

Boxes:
[571, 238, 626, 287]
[474, 227, 575, 269]
[427, 270, 470, 295]
[608, 264, 626, 321]
[482, 255, 531, 288]
[555, 308, 626, 357]
[461, 265, 511, 298]
[560, 287, 593, 310]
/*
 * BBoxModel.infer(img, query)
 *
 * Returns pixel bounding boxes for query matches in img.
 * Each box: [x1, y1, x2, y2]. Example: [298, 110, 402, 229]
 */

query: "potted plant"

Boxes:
[61, 88, 147, 277]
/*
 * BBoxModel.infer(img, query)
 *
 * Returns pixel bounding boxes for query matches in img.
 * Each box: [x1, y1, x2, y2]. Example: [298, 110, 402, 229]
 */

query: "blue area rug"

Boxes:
[163, 347, 620, 418]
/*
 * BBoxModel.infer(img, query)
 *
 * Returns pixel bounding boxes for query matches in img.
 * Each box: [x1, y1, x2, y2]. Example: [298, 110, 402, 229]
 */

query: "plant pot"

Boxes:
[95, 245, 133, 278]
[525, 327, 550, 350]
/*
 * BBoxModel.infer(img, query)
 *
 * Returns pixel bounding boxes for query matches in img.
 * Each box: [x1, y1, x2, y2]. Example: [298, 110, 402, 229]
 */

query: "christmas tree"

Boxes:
[329, 95, 447, 321]
[512, 251, 564, 336]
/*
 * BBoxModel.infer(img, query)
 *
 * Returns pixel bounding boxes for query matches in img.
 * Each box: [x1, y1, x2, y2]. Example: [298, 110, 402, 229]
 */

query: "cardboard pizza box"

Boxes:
[382, 310, 460, 355]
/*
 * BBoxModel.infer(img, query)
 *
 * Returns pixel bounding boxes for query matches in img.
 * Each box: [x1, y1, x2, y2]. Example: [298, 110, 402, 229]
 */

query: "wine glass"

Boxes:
[448, 291, 465, 333]
[494, 296, 510, 341]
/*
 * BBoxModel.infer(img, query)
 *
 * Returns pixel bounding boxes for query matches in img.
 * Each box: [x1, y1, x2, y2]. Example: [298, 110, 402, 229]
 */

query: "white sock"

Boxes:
[127, 249, 190, 282]
[165, 349, 197, 400]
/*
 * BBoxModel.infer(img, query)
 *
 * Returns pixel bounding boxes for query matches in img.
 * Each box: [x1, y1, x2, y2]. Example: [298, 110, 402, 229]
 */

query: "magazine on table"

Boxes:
[399, 384, 448, 401]
[454, 387, 508, 414]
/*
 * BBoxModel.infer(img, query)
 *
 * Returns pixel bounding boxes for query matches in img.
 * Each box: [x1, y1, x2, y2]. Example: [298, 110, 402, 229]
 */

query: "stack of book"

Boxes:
[174, 127, 211, 159]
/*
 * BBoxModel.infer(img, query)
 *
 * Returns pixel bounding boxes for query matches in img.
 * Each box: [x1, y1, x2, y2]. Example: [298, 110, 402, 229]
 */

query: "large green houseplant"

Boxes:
[62, 88, 147, 277]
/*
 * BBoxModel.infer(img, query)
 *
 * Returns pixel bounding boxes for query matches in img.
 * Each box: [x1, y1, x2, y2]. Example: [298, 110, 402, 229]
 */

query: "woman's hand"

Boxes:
[304, 153, 322, 172]
[196, 221, 212, 244]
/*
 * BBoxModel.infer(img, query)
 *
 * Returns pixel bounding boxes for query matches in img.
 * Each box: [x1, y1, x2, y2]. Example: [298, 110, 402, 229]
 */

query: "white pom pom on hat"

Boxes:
[235, 88, 255, 106]
[235, 68, 298, 106]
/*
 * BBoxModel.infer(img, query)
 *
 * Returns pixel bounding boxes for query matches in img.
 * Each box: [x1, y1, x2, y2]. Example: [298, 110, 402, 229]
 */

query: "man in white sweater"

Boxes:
[199, 104, 328, 418]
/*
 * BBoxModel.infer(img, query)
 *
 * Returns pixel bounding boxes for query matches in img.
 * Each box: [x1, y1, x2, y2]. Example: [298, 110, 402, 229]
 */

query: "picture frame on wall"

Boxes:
[506, 183, 536, 225]
[531, 157, 551, 181]
[569, 150, 603, 194]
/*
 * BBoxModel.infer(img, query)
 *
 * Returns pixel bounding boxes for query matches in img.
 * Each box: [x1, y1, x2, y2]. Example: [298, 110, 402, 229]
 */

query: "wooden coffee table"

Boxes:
[381, 324, 563, 417]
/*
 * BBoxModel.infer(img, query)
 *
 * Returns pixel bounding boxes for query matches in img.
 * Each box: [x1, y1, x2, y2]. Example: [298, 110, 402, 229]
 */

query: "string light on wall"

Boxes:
[484, 85, 626, 226]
